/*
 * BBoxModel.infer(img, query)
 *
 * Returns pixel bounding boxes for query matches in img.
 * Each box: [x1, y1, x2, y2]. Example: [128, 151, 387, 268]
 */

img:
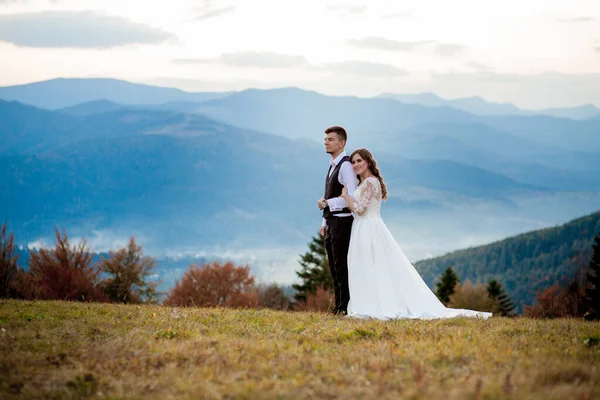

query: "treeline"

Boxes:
[0, 224, 291, 310]
[414, 210, 600, 310]
[3, 222, 599, 319]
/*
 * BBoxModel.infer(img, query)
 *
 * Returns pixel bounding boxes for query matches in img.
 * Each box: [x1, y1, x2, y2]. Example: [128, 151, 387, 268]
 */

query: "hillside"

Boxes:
[1, 300, 599, 399]
[415, 210, 600, 310]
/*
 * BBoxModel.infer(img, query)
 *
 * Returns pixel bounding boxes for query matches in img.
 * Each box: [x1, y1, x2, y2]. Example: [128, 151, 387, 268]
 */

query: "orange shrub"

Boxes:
[294, 287, 333, 312]
[164, 261, 258, 308]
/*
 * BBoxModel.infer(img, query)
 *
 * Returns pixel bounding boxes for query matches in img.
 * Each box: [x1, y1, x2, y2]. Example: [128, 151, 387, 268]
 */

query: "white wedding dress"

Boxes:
[347, 176, 492, 320]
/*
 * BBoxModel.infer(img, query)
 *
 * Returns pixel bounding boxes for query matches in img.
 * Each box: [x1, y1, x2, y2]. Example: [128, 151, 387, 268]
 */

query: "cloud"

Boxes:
[174, 52, 310, 68]
[220, 52, 309, 68]
[190, 1, 236, 21]
[348, 37, 464, 57]
[0, 11, 174, 48]
[381, 12, 412, 19]
[556, 17, 594, 23]
[174, 53, 406, 78]
[466, 61, 491, 71]
[434, 43, 464, 57]
[348, 37, 434, 51]
[173, 58, 212, 65]
[321, 61, 408, 77]
[193, 6, 236, 20]
[326, 4, 367, 17]
[435, 71, 525, 83]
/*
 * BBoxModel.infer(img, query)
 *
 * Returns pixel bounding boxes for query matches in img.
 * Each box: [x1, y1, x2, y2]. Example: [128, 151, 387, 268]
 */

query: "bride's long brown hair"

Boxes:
[350, 148, 388, 200]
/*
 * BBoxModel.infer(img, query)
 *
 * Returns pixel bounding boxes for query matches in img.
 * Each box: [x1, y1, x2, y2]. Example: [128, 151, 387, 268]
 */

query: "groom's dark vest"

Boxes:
[323, 155, 352, 219]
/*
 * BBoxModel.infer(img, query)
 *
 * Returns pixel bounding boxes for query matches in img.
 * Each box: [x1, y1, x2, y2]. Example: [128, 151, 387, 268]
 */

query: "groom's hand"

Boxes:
[320, 226, 326, 236]
[317, 198, 326, 210]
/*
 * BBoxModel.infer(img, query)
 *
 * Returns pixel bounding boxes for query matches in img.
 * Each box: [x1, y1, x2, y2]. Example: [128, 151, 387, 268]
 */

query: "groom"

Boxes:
[317, 126, 358, 315]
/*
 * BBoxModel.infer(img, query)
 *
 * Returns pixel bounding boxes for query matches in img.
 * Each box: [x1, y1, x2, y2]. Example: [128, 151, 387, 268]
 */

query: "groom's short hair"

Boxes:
[324, 125, 347, 142]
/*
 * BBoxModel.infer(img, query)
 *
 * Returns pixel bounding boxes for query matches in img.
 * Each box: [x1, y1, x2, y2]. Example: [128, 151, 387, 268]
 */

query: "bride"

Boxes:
[341, 148, 492, 320]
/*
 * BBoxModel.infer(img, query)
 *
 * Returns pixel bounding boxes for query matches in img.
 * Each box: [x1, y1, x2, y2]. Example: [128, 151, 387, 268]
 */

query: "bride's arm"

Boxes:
[341, 179, 377, 216]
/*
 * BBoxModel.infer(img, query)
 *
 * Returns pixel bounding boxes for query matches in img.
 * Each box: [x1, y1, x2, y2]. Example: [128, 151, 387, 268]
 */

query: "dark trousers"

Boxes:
[324, 216, 353, 314]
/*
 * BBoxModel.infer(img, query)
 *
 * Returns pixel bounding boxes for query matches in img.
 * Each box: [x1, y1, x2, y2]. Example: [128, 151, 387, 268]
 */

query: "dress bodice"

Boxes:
[352, 176, 381, 219]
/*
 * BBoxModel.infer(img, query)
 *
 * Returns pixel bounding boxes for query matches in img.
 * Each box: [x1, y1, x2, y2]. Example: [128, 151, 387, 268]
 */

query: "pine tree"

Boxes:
[585, 233, 600, 320]
[435, 267, 459, 305]
[99, 237, 160, 303]
[487, 279, 516, 316]
[292, 233, 333, 304]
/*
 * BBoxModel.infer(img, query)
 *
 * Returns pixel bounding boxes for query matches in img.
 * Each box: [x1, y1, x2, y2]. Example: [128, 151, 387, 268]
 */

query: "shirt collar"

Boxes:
[330, 151, 347, 167]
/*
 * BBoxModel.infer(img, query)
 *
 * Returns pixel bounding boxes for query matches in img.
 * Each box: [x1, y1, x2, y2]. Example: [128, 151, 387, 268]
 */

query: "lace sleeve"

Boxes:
[349, 177, 380, 216]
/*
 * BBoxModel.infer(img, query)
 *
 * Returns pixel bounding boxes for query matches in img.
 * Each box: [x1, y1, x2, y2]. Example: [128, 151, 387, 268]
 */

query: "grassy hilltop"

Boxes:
[1, 300, 599, 399]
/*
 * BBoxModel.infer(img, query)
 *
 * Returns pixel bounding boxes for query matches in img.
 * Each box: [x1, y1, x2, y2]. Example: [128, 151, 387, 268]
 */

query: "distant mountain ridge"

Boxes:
[58, 99, 125, 116]
[378, 92, 600, 120]
[0, 78, 231, 110]
[1, 78, 599, 120]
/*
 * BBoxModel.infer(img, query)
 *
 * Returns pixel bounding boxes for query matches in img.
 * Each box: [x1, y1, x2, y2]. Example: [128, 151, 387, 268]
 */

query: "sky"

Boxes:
[0, 0, 599, 108]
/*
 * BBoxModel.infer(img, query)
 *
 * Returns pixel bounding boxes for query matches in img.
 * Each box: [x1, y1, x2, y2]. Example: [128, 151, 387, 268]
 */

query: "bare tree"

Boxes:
[256, 283, 290, 310]
[0, 223, 19, 298]
[294, 287, 334, 312]
[28, 229, 106, 302]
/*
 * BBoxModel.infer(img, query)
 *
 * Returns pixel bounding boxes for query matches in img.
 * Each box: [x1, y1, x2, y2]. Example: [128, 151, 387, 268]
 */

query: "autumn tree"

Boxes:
[523, 285, 564, 318]
[99, 237, 160, 303]
[487, 279, 515, 316]
[293, 234, 333, 304]
[584, 233, 600, 320]
[435, 267, 460, 305]
[10, 269, 40, 300]
[524, 268, 589, 318]
[0, 223, 20, 298]
[28, 229, 105, 302]
[256, 283, 290, 310]
[164, 261, 258, 308]
[448, 280, 498, 313]
[293, 287, 334, 312]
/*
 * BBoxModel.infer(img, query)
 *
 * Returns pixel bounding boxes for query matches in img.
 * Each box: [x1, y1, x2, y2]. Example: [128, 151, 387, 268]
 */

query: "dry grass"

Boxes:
[1, 300, 599, 399]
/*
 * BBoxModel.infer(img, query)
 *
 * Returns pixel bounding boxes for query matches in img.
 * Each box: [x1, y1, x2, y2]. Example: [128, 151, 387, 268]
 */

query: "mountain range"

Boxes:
[1, 78, 599, 285]
[378, 92, 600, 120]
[1, 78, 599, 120]
[0, 78, 230, 110]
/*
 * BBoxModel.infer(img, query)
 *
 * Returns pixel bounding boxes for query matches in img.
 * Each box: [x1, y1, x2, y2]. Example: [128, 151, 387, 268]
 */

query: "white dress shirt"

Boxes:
[322, 152, 358, 227]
